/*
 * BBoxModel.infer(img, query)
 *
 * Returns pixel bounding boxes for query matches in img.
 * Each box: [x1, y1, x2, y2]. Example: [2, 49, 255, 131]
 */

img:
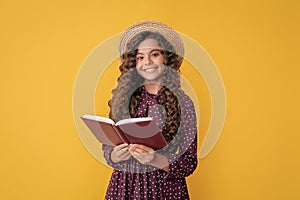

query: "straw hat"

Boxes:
[119, 20, 184, 62]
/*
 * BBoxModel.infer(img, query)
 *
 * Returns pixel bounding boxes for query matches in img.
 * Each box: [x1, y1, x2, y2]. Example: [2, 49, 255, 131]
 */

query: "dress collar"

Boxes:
[141, 85, 163, 100]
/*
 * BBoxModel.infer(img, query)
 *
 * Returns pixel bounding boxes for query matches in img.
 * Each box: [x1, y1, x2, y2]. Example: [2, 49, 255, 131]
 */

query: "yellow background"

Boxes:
[1, 0, 299, 199]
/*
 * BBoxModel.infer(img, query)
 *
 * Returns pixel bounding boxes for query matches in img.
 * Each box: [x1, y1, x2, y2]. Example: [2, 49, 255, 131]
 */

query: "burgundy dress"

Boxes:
[102, 88, 198, 200]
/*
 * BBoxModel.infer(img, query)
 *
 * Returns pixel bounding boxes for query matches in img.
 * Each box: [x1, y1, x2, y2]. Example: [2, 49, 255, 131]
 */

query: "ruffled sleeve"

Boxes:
[102, 144, 120, 168]
[163, 95, 198, 179]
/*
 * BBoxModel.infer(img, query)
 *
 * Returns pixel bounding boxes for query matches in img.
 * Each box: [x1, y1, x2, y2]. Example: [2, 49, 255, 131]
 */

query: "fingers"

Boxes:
[111, 143, 132, 162]
[112, 143, 155, 164]
[115, 143, 129, 151]
[114, 143, 129, 154]
[129, 144, 155, 164]
[121, 152, 132, 160]
[118, 151, 131, 159]
[130, 151, 155, 164]
[129, 144, 154, 153]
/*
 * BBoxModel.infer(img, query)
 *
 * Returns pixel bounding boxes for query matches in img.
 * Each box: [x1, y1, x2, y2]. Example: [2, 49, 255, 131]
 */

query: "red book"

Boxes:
[81, 114, 168, 149]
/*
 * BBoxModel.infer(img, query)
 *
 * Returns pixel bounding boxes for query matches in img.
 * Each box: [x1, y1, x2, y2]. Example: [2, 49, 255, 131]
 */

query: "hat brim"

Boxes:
[119, 20, 184, 62]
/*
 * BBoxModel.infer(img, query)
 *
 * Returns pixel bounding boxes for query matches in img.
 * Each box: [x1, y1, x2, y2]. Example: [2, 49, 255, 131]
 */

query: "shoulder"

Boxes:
[178, 93, 198, 132]
[180, 93, 195, 110]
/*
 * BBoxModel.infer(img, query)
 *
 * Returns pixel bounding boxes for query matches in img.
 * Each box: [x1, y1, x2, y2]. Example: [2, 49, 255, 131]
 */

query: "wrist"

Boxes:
[148, 152, 169, 171]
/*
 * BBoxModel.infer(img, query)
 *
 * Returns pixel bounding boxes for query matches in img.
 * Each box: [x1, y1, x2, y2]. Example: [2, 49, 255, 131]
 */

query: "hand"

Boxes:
[129, 144, 155, 165]
[111, 143, 131, 163]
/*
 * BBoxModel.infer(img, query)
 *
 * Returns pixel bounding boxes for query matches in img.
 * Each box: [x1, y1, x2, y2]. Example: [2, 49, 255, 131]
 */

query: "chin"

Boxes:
[142, 75, 162, 82]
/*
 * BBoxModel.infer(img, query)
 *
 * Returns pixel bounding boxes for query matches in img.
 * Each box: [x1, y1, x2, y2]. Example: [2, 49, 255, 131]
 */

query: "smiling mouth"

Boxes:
[143, 66, 159, 73]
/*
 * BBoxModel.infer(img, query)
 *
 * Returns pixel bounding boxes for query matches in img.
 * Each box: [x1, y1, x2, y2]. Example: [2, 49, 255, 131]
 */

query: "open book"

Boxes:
[81, 114, 168, 149]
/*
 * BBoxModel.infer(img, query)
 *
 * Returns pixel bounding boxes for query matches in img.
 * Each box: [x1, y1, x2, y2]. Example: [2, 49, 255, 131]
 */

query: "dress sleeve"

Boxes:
[163, 96, 198, 179]
[102, 144, 122, 168]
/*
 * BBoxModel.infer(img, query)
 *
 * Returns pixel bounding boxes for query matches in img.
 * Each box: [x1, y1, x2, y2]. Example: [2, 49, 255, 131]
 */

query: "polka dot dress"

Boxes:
[102, 87, 198, 200]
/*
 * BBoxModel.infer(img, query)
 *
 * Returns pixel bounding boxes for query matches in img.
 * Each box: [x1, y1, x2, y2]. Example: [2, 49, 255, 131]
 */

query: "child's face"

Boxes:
[135, 38, 165, 84]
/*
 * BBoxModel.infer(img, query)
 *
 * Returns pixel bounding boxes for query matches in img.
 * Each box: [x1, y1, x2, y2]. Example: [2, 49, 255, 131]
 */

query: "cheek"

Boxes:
[158, 57, 165, 64]
[161, 65, 166, 72]
[135, 62, 142, 69]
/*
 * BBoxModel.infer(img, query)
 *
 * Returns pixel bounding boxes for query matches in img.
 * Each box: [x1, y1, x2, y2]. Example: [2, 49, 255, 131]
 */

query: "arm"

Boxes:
[163, 96, 198, 178]
[111, 143, 131, 163]
[102, 143, 132, 168]
[164, 136, 197, 178]
[128, 144, 169, 171]
[128, 135, 197, 176]
[129, 96, 198, 177]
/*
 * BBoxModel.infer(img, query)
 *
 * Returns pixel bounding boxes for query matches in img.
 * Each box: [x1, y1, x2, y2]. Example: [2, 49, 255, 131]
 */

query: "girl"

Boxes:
[102, 21, 198, 200]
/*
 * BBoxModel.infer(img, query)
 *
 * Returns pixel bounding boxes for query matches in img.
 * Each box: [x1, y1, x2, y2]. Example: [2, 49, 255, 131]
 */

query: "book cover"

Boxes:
[81, 114, 168, 149]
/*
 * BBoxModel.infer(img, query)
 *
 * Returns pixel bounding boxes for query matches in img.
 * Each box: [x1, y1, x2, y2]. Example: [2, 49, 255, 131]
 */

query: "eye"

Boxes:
[136, 56, 144, 60]
[151, 51, 161, 57]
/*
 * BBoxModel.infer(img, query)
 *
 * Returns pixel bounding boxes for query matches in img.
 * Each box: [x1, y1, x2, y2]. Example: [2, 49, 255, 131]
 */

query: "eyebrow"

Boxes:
[136, 48, 162, 55]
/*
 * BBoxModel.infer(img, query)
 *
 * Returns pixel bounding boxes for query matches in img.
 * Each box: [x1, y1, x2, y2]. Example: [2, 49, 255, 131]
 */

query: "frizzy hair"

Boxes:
[109, 31, 184, 143]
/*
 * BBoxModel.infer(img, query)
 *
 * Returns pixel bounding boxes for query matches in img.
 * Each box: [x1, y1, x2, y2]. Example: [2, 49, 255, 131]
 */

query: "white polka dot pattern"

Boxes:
[102, 88, 198, 199]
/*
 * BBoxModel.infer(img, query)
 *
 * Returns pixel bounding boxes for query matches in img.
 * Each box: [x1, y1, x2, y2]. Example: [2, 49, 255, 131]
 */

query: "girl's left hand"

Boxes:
[129, 144, 155, 165]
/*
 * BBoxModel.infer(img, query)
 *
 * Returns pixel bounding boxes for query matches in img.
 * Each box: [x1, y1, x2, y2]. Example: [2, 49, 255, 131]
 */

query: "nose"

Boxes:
[144, 55, 152, 65]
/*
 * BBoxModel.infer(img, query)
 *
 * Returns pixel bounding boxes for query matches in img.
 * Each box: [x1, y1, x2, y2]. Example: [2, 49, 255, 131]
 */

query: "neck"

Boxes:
[144, 82, 162, 94]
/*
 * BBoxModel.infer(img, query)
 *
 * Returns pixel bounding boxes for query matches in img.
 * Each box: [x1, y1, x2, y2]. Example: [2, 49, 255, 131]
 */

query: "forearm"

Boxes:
[147, 152, 169, 172]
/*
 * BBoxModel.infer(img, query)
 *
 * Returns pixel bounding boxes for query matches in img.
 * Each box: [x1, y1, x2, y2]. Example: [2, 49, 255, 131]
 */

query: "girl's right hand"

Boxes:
[111, 143, 132, 163]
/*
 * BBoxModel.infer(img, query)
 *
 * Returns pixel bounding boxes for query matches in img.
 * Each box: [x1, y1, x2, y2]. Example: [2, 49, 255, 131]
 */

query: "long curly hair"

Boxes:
[109, 31, 184, 144]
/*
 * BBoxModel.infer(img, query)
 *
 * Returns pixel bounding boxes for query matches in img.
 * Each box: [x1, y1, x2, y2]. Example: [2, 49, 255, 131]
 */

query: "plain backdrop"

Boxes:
[1, 0, 299, 199]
